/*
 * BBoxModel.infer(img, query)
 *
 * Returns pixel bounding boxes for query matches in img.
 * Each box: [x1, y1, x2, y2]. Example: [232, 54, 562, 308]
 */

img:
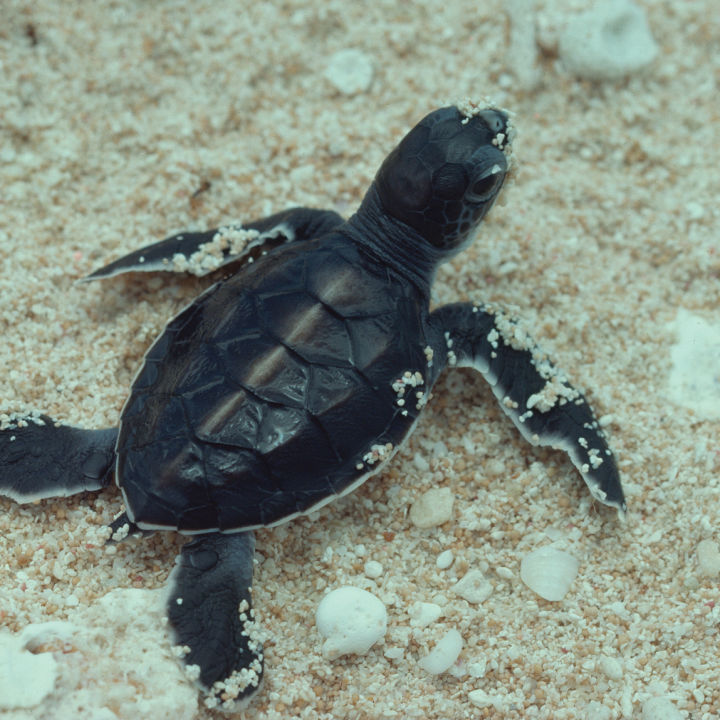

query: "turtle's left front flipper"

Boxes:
[166, 531, 263, 710]
[82, 207, 344, 282]
[0, 414, 117, 502]
[429, 303, 626, 513]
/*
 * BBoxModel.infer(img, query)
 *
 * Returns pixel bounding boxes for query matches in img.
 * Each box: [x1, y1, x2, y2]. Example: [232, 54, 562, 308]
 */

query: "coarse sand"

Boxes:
[1, 1, 718, 719]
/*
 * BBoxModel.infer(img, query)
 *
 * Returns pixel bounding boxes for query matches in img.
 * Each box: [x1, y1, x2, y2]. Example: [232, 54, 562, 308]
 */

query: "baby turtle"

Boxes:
[0, 103, 625, 710]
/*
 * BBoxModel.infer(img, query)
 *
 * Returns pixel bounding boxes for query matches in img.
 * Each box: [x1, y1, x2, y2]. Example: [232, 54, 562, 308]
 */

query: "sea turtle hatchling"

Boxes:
[0, 103, 625, 709]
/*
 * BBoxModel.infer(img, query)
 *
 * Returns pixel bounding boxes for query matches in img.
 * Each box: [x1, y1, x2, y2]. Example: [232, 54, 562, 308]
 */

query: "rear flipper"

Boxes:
[0, 414, 117, 502]
[82, 207, 345, 281]
[429, 303, 626, 512]
[166, 531, 263, 711]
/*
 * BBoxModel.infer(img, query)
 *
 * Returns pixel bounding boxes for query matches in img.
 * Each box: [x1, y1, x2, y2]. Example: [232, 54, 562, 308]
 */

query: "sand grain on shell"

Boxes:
[1, 1, 719, 718]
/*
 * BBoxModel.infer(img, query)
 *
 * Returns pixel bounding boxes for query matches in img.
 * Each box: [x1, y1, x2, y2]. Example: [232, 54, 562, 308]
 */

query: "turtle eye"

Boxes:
[471, 174, 498, 197]
[466, 165, 503, 203]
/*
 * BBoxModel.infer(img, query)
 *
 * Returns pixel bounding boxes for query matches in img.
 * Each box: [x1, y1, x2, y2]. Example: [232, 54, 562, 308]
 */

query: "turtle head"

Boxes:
[372, 104, 512, 253]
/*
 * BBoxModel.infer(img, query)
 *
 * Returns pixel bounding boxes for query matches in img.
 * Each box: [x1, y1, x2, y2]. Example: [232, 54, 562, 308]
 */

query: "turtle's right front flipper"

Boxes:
[82, 207, 344, 281]
[428, 303, 626, 514]
[0, 414, 117, 502]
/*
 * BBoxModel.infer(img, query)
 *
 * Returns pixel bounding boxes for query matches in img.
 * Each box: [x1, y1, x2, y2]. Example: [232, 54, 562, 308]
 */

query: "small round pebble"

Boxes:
[316, 586, 387, 660]
[436, 549, 454, 569]
[558, 0, 658, 80]
[324, 49, 373, 95]
[696, 539, 720, 577]
[452, 569, 493, 604]
[364, 560, 383, 579]
[410, 487, 454, 528]
[641, 697, 683, 720]
[520, 546, 579, 601]
[417, 628, 463, 675]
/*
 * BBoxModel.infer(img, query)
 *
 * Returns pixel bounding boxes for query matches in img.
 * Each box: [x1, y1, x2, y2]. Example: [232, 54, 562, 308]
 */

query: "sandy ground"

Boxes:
[1, 1, 719, 719]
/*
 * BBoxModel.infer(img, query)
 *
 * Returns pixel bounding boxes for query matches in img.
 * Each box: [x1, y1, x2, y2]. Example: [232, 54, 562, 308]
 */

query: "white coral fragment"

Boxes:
[0, 624, 65, 709]
[417, 629, 463, 675]
[316, 586, 387, 660]
[520, 546, 579, 601]
[558, 0, 658, 80]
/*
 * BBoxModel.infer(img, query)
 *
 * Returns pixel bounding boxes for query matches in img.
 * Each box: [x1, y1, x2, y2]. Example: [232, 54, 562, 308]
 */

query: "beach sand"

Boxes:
[1, 1, 718, 718]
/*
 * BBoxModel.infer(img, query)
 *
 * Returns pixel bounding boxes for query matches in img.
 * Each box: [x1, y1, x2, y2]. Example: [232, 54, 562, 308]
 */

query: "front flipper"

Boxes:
[0, 414, 117, 502]
[83, 207, 344, 281]
[166, 531, 263, 711]
[429, 303, 626, 512]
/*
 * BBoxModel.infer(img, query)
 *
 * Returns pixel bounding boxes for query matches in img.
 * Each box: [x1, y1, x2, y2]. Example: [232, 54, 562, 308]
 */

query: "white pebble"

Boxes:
[452, 569, 493, 604]
[436, 549, 454, 569]
[384, 647, 404, 660]
[558, 0, 658, 80]
[696, 539, 720, 577]
[316, 586, 387, 660]
[324, 49, 373, 95]
[597, 655, 623, 680]
[410, 487, 454, 528]
[468, 689, 491, 708]
[468, 689, 504, 709]
[413, 453, 430, 472]
[496, 566, 514, 580]
[417, 629, 463, 675]
[364, 560, 383, 579]
[668, 309, 720, 420]
[468, 659, 487, 678]
[641, 697, 683, 720]
[520, 546, 579, 601]
[408, 601, 442, 628]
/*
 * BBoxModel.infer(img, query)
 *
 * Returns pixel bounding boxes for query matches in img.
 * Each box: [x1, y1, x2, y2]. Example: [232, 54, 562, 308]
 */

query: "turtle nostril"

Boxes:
[475, 109, 508, 136]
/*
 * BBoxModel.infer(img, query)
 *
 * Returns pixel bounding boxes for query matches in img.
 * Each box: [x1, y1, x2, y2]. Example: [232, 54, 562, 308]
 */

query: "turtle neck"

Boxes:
[341, 184, 445, 298]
